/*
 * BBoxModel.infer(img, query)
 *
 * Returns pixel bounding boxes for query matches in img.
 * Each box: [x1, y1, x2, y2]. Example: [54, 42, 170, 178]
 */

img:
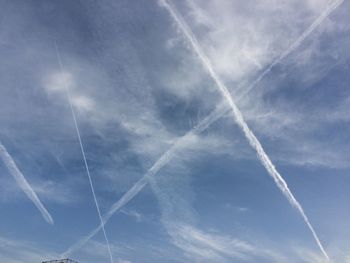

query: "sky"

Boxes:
[0, 0, 349, 262]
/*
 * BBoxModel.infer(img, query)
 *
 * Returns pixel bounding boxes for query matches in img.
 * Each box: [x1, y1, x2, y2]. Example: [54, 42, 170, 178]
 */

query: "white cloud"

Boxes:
[120, 208, 144, 222]
[163, 222, 292, 263]
[71, 95, 95, 113]
[44, 71, 74, 94]
[168, 223, 254, 262]
[154, 0, 350, 171]
[0, 236, 57, 263]
[43, 70, 96, 114]
[180, 0, 334, 83]
[0, 174, 79, 205]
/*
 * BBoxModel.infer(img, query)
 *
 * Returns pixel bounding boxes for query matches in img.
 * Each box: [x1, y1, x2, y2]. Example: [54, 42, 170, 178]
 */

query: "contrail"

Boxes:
[62, 0, 342, 257]
[159, 0, 330, 260]
[0, 142, 54, 224]
[54, 43, 114, 263]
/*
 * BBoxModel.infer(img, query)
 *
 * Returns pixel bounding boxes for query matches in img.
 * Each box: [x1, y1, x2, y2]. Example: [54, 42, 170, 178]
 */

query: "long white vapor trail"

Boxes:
[54, 43, 114, 263]
[62, 0, 343, 257]
[159, 0, 330, 260]
[0, 142, 54, 224]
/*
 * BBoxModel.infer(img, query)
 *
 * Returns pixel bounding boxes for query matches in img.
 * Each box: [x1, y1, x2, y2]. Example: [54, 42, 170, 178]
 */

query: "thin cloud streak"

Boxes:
[61, 0, 341, 255]
[54, 43, 114, 263]
[159, 0, 330, 260]
[0, 142, 54, 225]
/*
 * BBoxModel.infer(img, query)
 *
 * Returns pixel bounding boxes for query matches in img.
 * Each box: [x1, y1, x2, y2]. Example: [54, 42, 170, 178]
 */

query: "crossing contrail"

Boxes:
[0, 142, 54, 224]
[54, 43, 114, 263]
[61, 105, 222, 257]
[62, 0, 343, 257]
[158, 0, 330, 260]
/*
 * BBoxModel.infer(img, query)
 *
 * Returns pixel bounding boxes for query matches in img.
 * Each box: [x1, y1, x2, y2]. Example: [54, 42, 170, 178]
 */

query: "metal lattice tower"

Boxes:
[42, 259, 79, 263]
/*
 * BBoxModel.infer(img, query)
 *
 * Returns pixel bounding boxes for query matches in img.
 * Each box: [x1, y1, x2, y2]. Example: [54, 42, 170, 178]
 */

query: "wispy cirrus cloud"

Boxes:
[0, 235, 57, 263]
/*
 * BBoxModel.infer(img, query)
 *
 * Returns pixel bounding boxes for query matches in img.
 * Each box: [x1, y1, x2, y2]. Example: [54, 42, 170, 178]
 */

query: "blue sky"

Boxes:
[0, 0, 349, 262]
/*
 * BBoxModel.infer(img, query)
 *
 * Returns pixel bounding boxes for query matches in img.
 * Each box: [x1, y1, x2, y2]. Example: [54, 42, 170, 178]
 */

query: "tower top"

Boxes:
[42, 259, 79, 263]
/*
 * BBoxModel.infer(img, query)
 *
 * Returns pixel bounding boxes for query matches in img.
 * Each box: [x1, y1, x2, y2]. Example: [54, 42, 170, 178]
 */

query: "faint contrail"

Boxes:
[159, 0, 330, 260]
[54, 43, 114, 263]
[62, 0, 342, 256]
[0, 142, 54, 224]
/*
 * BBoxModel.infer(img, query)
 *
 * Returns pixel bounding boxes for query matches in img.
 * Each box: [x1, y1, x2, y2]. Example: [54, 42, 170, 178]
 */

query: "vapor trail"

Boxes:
[159, 0, 330, 260]
[62, 0, 342, 256]
[54, 43, 114, 263]
[237, 0, 344, 99]
[0, 142, 54, 224]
